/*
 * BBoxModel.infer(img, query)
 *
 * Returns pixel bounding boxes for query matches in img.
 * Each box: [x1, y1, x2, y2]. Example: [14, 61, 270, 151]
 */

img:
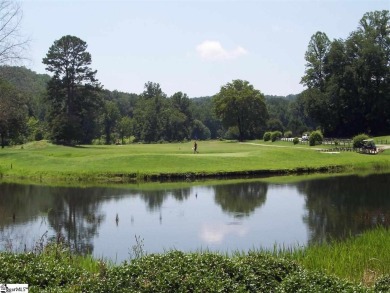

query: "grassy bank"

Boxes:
[0, 228, 389, 292]
[1, 140, 390, 182]
[283, 227, 390, 286]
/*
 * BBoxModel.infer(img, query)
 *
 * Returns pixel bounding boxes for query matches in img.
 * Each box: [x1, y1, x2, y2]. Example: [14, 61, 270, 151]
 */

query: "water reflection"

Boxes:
[0, 173, 389, 262]
[213, 182, 267, 218]
[296, 173, 390, 244]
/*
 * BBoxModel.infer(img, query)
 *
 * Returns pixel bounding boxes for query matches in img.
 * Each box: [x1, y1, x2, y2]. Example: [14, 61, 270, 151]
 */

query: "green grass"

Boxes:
[0, 228, 389, 292]
[281, 227, 390, 286]
[1, 139, 390, 182]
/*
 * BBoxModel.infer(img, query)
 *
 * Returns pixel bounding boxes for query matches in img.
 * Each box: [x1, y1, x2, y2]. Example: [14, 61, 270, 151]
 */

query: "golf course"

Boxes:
[1, 138, 390, 183]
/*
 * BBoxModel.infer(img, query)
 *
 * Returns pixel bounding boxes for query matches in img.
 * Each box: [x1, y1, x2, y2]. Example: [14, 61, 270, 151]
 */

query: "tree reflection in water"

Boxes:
[0, 183, 127, 255]
[213, 182, 268, 218]
[47, 187, 107, 255]
[1, 173, 390, 257]
[296, 173, 390, 244]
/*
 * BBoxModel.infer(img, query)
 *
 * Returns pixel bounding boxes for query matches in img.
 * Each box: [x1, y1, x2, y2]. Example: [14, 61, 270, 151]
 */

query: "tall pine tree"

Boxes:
[43, 35, 101, 144]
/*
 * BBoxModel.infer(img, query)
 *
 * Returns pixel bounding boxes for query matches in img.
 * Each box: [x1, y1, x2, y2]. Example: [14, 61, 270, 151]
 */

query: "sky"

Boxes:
[20, 0, 389, 98]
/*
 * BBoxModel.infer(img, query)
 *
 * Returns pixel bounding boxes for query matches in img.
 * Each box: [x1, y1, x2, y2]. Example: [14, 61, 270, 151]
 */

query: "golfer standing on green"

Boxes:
[193, 141, 198, 154]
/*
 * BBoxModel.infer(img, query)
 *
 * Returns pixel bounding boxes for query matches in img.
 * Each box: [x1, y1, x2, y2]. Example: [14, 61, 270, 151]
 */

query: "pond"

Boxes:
[0, 173, 389, 263]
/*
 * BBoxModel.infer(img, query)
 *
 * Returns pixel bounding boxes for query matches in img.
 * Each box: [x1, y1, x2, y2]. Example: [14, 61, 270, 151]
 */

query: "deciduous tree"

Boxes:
[214, 80, 268, 141]
[301, 32, 330, 91]
[0, 0, 29, 64]
[117, 116, 133, 144]
[0, 79, 27, 147]
[301, 10, 390, 136]
[133, 82, 167, 142]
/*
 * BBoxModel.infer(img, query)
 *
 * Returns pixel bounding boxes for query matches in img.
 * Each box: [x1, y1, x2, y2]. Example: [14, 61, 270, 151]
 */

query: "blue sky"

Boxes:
[20, 0, 389, 97]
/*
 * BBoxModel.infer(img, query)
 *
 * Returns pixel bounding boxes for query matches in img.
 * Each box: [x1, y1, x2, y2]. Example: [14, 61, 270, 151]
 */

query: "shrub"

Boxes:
[263, 132, 271, 142]
[284, 131, 293, 138]
[375, 275, 390, 292]
[293, 137, 299, 145]
[271, 131, 283, 142]
[279, 270, 366, 292]
[353, 133, 370, 148]
[309, 131, 323, 146]
[1, 248, 388, 292]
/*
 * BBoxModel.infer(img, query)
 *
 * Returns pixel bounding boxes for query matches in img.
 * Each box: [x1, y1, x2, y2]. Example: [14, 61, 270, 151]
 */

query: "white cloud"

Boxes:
[200, 223, 248, 244]
[196, 40, 248, 61]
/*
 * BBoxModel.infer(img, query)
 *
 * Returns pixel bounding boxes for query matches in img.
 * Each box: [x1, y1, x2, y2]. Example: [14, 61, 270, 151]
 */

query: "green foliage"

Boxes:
[101, 100, 120, 144]
[117, 116, 133, 144]
[286, 94, 317, 136]
[265, 95, 292, 131]
[0, 79, 28, 148]
[301, 10, 390, 137]
[133, 83, 195, 143]
[278, 270, 366, 292]
[214, 79, 269, 141]
[375, 275, 390, 292]
[293, 137, 299, 145]
[190, 96, 222, 139]
[1, 245, 388, 292]
[0, 244, 86, 291]
[267, 118, 284, 132]
[287, 227, 390, 286]
[301, 31, 330, 90]
[309, 130, 323, 146]
[0, 66, 50, 121]
[27, 117, 45, 141]
[224, 126, 240, 140]
[263, 131, 271, 142]
[169, 91, 193, 140]
[43, 35, 102, 145]
[192, 119, 211, 140]
[284, 130, 293, 138]
[0, 65, 312, 147]
[271, 131, 282, 142]
[353, 133, 370, 148]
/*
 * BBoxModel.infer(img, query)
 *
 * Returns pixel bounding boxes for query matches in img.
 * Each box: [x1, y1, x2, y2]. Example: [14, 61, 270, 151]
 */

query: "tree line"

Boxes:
[300, 10, 390, 137]
[0, 65, 304, 146]
[0, 8, 389, 147]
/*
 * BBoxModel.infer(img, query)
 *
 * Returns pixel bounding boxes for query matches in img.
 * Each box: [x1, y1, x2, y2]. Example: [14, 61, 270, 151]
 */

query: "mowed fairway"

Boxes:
[1, 140, 390, 181]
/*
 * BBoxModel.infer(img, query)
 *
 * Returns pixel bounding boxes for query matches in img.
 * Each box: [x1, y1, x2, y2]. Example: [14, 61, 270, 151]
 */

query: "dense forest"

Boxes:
[0, 65, 308, 146]
[0, 10, 388, 146]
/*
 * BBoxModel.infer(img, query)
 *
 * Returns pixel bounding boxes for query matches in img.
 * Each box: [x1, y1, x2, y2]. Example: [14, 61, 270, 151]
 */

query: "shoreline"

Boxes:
[0, 163, 380, 184]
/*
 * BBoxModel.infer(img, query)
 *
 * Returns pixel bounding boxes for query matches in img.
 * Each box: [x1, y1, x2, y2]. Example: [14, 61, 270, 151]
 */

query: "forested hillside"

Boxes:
[0, 66, 309, 146]
[0, 66, 50, 120]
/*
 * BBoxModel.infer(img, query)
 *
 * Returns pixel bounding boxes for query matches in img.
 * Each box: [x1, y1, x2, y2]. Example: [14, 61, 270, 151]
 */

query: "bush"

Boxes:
[1, 248, 388, 292]
[271, 131, 283, 142]
[353, 133, 370, 148]
[279, 270, 366, 292]
[293, 137, 299, 145]
[263, 132, 271, 142]
[309, 131, 323, 146]
[375, 275, 390, 292]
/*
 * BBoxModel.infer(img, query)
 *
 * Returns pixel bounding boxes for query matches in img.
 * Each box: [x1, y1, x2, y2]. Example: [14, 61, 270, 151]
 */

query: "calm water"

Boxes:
[0, 173, 389, 263]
